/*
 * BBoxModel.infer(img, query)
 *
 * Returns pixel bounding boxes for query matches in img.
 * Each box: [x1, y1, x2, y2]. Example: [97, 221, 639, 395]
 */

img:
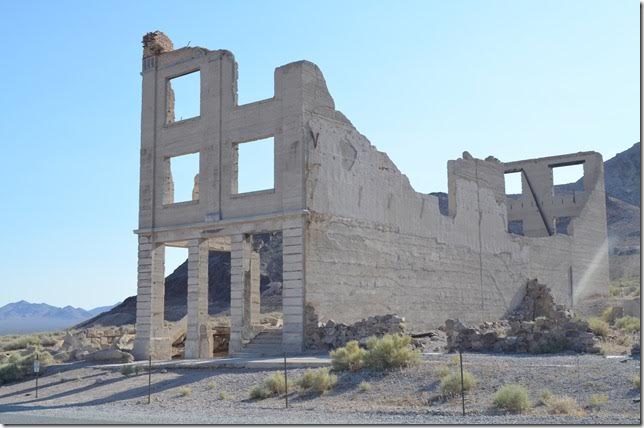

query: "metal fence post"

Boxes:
[283, 353, 288, 408]
[148, 356, 152, 404]
[459, 349, 465, 416]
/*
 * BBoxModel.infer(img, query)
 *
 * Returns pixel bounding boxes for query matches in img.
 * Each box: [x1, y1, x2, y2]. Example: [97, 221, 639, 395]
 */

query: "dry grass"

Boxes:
[545, 395, 585, 416]
[586, 394, 608, 411]
[1, 336, 40, 352]
[632, 375, 640, 390]
[538, 389, 553, 405]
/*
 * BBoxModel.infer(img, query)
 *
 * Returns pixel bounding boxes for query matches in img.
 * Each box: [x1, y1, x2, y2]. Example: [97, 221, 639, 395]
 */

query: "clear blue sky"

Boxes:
[0, 0, 638, 309]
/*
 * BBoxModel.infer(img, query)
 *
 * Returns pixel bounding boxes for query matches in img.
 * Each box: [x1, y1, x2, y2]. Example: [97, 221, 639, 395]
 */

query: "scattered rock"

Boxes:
[306, 313, 406, 350]
[85, 348, 134, 363]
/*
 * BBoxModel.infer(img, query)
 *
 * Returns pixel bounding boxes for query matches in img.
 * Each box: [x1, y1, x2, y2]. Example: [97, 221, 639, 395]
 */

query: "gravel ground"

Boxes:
[0, 353, 640, 424]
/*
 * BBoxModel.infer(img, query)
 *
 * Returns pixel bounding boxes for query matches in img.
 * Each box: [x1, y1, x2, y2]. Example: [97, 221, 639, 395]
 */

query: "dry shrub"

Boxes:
[538, 389, 553, 405]
[296, 368, 337, 395]
[633, 375, 640, 390]
[439, 371, 477, 397]
[587, 393, 608, 410]
[2, 336, 40, 352]
[587, 317, 610, 337]
[178, 386, 192, 397]
[435, 365, 451, 379]
[615, 316, 640, 333]
[601, 306, 616, 323]
[546, 395, 584, 416]
[358, 381, 372, 392]
[250, 372, 288, 399]
[330, 340, 365, 372]
[492, 384, 531, 413]
[363, 334, 421, 370]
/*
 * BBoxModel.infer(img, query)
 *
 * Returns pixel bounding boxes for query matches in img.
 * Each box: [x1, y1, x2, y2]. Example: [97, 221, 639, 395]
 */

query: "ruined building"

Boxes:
[133, 32, 609, 360]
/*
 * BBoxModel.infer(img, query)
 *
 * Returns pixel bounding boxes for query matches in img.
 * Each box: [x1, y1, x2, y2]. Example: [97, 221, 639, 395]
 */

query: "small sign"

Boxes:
[33, 359, 40, 373]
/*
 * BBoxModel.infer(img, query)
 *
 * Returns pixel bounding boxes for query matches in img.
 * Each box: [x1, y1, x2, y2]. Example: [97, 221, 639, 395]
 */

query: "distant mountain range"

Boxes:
[0, 301, 118, 335]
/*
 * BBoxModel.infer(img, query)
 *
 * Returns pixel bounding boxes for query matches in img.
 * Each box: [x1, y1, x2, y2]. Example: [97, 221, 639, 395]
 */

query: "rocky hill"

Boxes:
[84, 144, 640, 327]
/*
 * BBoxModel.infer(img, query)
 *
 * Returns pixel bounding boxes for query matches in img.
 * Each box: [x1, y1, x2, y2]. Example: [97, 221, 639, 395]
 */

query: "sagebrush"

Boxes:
[587, 317, 610, 337]
[296, 368, 337, 395]
[330, 340, 365, 372]
[439, 370, 477, 396]
[250, 373, 288, 399]
[615, 316, 640, 333]
[330, 334, 420, 372]
[492, 384, 531, 413]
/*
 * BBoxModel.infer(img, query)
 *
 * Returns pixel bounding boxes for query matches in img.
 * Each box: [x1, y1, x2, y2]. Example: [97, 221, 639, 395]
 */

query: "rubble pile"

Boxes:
[445, 279, 600, 354]
[306, 314, 406, 350]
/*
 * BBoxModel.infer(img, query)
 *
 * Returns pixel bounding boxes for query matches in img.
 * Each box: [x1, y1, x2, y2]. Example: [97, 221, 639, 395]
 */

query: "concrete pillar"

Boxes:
[133, 237, 171, 360]
[282, 225, 305, 354]
[229, 233, 260, 354]
[185, 239, 210, 359]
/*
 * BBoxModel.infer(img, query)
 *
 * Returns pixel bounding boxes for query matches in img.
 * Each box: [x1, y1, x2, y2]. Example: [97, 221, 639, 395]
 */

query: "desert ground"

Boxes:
[0, 352, 639, 424]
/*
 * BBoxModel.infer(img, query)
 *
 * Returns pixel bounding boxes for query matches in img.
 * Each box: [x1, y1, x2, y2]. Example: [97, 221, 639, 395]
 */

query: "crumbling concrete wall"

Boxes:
[300, 67, 607, 331]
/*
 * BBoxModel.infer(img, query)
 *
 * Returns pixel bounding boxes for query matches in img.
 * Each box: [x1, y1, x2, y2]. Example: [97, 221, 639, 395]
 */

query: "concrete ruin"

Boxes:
[132, 31, 609, 360]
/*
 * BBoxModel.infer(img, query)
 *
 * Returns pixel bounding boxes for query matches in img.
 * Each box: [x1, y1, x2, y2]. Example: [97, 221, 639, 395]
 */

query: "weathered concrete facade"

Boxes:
[133, 32, 609, 360]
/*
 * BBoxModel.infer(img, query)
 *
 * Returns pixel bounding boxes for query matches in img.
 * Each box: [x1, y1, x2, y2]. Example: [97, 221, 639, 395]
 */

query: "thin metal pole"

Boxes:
[148, 356, 152, 404]
[35, 353, 39, 399]
[283, 353, 288, 408]
[459, 349, 465, 417]
[576, 354, 581, 404]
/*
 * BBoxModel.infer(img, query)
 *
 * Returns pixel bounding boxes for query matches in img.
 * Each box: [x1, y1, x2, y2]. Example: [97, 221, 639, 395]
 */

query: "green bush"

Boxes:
[615, 316, 640, 333]
[218, 391, 227, 400]
[587, 393, 608, 410]
[249, 373, 288, 400]
[600, 306, 615, 323]
[296, 368, 337, 395]
[330, 341, 366, 372]
[439, 370, 477, 396]
[0, 351, 53, 385]
[363, 334, 421, 370]
[492, 384, 531, 413]
[120, 365, 135, 376]
[587, 317, 610, 337]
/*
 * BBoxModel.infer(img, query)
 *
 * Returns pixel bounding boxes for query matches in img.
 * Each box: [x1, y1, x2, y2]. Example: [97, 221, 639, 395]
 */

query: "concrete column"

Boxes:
[133, 237, 171, 360]
[229, 233, 260, 354]
[185, 239, 210, 359]
[282, 225, 305, 354]
[229, 234, 246, 353]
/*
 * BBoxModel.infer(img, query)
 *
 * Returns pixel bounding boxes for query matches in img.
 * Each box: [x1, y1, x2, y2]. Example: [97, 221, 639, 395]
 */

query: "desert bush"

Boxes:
[296, 368, 337, 395]
[330, 340, 366, 372]
[615, 316, 640, 333]
[358, 381, 372, 392]
[363, 334, 421, 370]
[587, 317, 610, 337]
[249, 372, 288, 399]
[206, 382, 216, 390]
[2, 336, 40, 351]
[492, 384, 531, 413]
[39, 335, 58, 347]
[538, 389, 553, 405]
[0, 351, 53, 385]
[587, 394, 608, 410]
[600, 306, 615, 323]
[633, 375, 640, 390]
[546, 395, 584, 416]
[218, 391, 227, 400]
[120, 365, 136, 376]
[439, 371, 477, 397]
[178, 386, 192, 397]
[435, 365, 451, 379]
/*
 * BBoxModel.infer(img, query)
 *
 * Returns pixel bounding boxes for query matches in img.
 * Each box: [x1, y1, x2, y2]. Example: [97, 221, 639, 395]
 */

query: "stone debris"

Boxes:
[306, 314, 406, 350]
[445, 279, 600, 354]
